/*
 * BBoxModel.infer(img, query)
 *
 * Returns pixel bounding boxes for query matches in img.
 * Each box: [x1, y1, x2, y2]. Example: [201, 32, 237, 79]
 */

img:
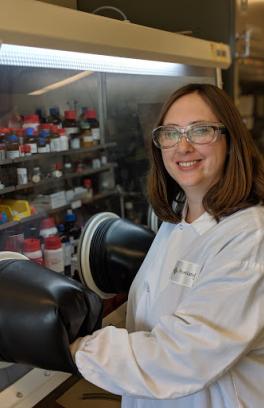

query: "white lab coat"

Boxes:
[74, 206, 264, 407]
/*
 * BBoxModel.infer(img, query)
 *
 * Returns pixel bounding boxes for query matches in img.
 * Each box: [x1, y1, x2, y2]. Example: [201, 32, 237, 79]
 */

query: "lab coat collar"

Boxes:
[181, 202, 217, 236]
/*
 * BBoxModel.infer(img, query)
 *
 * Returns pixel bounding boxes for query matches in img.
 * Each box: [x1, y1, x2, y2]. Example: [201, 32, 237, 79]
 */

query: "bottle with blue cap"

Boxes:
[64, 209, 82, 241]
[25, 127, 38, 154]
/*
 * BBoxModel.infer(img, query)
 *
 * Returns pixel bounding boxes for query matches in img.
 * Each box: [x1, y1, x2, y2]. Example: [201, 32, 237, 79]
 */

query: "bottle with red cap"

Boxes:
[58, 128, 69, 151]
[44, 235, 64, 273]
[39, 217, 58, 241]
[83, 109, 100, 145]
[22, 114, 40, 132]
[49, 126, 61, 152]
[62, 110, 79, 138]
[23, 238, 44, 265]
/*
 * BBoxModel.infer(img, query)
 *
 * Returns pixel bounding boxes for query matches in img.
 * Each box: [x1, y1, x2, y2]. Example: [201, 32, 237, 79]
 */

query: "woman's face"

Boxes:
[161, 92, 227, 199]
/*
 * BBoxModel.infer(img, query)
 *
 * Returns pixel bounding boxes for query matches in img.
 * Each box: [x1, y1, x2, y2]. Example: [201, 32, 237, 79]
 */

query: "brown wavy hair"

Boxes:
[147, 83, 264, 223]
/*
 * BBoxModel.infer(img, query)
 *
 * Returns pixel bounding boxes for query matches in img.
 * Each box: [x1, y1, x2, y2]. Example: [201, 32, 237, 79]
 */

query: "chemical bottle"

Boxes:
[8, 109, 23, 129]
[84, 109, 100, 145]
[62, 110, 79, 138]
[25, 225, 39, 239]
[17, 167, 28, 185]
[0, 129, 6, 161]
[39, 127, 51, 153]
[57, 223, 73, 276]
[35, 108, 47, 124]
[47, 107, 62, 127]
[64, 209, 82, 248]
[58, 127, 69, 151]
[6, 134, 20, 159]
[22, 114, 40, 132]
[24, 128, 38, 154]
[31, 166, 42, 184]
[23, 238, 44, 265]
[44, 235, 64, 273]
[0, 212, 8, 224]
[37, 133, 47, 154]
[49, 126, 61, 152]
[83, 178, 93, 199]
[39, 217, 58, 251]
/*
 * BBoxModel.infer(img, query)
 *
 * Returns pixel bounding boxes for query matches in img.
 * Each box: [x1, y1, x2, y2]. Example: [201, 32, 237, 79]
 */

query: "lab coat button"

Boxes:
[179, 224, 183, 230]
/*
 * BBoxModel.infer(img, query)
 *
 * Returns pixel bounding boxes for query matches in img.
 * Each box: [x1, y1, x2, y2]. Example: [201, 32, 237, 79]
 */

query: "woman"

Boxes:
[71, 83, 264, 407]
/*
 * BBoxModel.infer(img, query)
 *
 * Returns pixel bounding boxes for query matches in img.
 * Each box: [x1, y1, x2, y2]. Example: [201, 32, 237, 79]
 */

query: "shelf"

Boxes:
[0, 186, 16, 195]
[0, 142, 117, 166]
[0, 163, 117, 195]
[0, 189, 119, 231]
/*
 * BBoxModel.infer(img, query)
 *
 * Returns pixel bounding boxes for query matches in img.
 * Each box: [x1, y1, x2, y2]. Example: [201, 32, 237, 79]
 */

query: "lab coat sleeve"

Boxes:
[74, 228, 264, 399]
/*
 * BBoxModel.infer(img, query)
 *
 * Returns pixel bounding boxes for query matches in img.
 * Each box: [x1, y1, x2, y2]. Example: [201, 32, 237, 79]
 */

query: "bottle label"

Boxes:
[6, 150, 20, 159]
[60, 136, 69, 151]
[92, 128, 100, 141]
[71, 138, 80, 149]
[17, 168, 28, 184]
[63, 242, 73, 267]
[0, 150, 5, 160]
[28, 143, 37, 154]
[50, 138, 61, 152]
[64, 127, 79, 137]
[44, 249, 64, 273]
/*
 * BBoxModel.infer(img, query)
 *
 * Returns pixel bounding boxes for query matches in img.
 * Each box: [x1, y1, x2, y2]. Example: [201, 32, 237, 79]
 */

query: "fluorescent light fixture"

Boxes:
[0, 44, 185, 76]
[28, 70, 93, 95]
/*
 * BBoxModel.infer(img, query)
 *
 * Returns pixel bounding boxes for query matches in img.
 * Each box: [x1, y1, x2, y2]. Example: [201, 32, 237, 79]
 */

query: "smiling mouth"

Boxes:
[177, 160, 201, 167]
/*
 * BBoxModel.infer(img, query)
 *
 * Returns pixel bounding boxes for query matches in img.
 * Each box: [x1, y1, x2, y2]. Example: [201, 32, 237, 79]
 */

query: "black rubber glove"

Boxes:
[0, 259, 103, 373]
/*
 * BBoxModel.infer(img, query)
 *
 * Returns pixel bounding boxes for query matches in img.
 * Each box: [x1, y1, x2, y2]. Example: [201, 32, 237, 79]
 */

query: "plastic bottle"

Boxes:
[23, 238, 44, 265]
[84, 109, 100, 145]
[44, 235, 64, 273]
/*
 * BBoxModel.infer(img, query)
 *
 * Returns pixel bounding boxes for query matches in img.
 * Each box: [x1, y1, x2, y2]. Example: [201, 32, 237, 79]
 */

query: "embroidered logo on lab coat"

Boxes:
[171, 260, 201, 287]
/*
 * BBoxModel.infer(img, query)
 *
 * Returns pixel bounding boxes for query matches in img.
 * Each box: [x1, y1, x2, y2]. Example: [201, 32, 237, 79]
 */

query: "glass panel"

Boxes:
[0, 63, 216, 390]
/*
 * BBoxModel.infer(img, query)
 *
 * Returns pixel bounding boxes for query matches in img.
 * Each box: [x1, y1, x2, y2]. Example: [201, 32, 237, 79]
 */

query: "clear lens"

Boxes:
[155, 127, 181, 148]
[153, 123, 225, 149]
[189, 126, 215, 144]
